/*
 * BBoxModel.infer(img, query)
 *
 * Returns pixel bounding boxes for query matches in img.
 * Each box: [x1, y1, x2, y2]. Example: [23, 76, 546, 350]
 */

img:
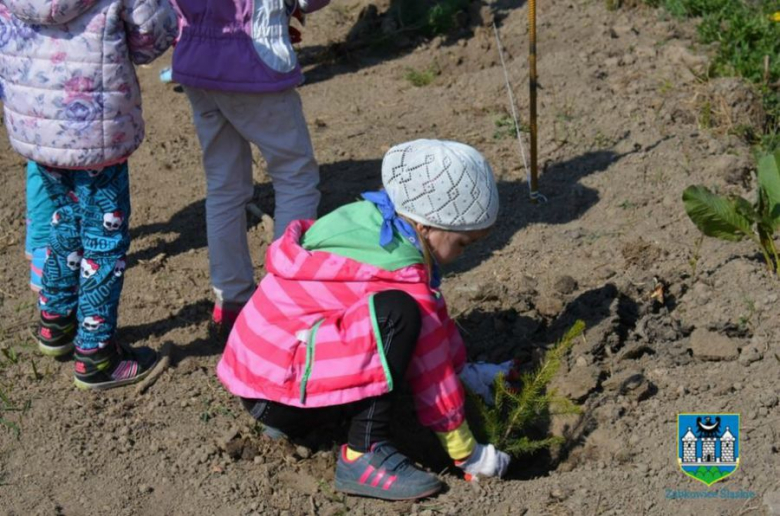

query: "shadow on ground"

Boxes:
[299, 0, 527, 86]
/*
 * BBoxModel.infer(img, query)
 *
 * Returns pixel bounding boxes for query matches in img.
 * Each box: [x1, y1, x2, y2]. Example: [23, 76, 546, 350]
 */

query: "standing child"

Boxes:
[0, 0, 178, 388]
[219, 139, 511, 501]
[170, 0, 328, 335]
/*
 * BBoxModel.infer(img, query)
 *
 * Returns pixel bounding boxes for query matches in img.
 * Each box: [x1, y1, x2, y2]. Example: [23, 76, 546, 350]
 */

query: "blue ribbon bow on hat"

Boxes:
[361, 191, 441, 288]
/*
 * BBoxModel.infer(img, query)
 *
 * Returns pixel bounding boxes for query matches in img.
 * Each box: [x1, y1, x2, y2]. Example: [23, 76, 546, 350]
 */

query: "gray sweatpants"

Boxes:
[185, 87, 321, 305]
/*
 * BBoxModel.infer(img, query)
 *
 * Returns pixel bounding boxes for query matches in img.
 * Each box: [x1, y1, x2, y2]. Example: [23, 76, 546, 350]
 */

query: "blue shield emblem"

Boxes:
[677, 413, 740, 486]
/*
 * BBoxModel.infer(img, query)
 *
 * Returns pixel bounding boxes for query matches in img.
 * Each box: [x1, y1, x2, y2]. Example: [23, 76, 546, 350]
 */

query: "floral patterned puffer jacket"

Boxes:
[0, 0, 177, 169]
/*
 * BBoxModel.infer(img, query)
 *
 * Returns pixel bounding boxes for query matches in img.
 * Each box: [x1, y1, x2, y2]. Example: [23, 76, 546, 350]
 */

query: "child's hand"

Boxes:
[455, 443, 510, 480]
[459, 360, 515, 405]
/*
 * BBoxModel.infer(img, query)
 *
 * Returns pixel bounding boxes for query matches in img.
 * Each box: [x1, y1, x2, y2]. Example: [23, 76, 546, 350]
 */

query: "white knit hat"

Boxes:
[382, 139, 499, 231]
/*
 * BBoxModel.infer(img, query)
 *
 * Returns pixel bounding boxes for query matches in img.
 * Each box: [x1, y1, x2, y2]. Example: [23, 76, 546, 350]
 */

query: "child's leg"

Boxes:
[71, 163, 157, 390]
[240, 398, 340, 441]
[335, 291, 442, 500]
[73, 163, 132, 350]
[36, 164, 80, 355]
[346, 290, 421, 451]
[26, 161, 57, 291]
[217, 89, 321, 239]
[184, 87, 256, 318]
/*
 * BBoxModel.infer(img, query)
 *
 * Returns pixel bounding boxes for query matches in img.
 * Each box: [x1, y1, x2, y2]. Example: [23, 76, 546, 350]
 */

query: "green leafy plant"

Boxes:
[682, 151, 780, 273]
[404, 64, 439, 87]
[468, 321, 585, 457]
[493, 114, 529, 140]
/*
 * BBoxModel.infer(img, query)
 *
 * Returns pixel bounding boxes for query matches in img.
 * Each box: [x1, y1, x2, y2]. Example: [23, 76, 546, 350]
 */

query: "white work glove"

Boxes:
[459, 361, 513, 406]
[455, 443, 511, 480]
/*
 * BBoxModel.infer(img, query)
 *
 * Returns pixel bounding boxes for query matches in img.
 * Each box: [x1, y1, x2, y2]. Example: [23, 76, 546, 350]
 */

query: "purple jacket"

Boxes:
[171, 0, 329, 93]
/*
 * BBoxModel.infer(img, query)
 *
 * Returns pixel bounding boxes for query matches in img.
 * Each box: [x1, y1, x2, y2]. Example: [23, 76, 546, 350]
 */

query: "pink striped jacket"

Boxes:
[217, 219, 468, 433]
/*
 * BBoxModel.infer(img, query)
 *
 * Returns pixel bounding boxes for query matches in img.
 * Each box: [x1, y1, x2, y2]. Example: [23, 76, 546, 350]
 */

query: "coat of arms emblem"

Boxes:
[677, 413, 740, 486]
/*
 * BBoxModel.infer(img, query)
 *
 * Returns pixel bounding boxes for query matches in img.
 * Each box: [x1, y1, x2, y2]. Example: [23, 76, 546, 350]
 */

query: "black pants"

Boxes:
[241, 290, 421, 452]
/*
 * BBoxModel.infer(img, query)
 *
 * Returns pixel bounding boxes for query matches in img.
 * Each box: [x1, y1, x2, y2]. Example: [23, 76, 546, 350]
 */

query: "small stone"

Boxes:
[689, 329, 739, 361]
[603, 370, 654, 401]
[738, 345, 763, 366]
[676, 385, 688, 397]
[554, 275, 578, 295]
[218, 426, 240, 450]
[295, 445, 311, 460]
[759, 392, 779, 408]
[611, 25, 637, 38]
[139, 485, 153, 494]
[575, 356, 588, 367]
[536, 296, 564, 317]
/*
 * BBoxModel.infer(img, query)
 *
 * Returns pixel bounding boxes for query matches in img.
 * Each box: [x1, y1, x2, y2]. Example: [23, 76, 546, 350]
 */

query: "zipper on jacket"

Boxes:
[299, 318, 324, 404]
[368, 294, 394, 393]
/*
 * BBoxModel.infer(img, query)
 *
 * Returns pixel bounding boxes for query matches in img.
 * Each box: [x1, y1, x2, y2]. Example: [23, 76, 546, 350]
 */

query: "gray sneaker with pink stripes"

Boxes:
[334, 442, 442, 501]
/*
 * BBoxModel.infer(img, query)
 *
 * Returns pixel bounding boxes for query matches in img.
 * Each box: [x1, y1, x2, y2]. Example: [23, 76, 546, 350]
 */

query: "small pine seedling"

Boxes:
[468, 320, 585, 457]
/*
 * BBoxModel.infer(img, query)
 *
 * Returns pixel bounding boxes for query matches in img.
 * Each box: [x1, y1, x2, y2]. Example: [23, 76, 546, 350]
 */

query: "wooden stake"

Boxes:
[529, 0, 540, 201]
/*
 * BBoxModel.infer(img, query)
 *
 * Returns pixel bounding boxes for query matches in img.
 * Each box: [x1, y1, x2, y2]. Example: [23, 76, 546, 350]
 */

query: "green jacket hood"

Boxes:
[301, 201, 424, 271]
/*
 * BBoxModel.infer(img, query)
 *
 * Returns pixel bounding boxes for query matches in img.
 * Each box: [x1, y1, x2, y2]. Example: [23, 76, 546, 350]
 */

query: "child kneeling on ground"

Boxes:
[218, 139, 511, 500]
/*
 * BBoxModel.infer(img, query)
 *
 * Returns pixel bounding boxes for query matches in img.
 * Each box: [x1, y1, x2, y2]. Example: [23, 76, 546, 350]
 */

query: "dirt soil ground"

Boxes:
[1, 1, 779, 515]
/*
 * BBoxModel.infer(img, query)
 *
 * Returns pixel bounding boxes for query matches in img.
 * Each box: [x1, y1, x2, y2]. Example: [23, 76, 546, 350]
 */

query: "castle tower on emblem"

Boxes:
[720, 427, 735, 462]
[682, 428, 697, 463]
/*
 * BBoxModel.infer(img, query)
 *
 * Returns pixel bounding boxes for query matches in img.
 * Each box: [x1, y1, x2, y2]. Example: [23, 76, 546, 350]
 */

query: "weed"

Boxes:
[30, 359, 42, 382]
[698, 100, 713, 130]
[0, 389, 31, 439]
[493, 114, 528, 140]
[658, 78, 674, 95]
[1, 347, 19, 365]
[593, 130, 618, 149]
[737, 298, 757, 331]
[619, 200, 638, 210]
[404, 64, 439, 87]
[199, 397, 237, 423]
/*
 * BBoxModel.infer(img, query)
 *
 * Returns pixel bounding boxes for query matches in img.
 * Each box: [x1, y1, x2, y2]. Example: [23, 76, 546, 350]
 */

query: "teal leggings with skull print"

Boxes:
[36, 161, 131, 351]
